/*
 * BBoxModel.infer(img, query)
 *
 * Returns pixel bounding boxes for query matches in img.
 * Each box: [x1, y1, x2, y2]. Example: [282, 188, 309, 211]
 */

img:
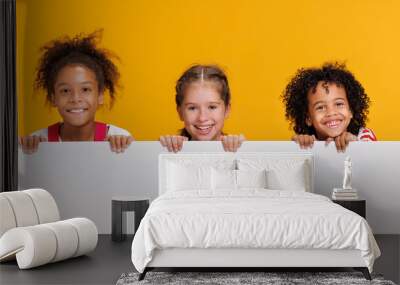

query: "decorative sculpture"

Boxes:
[342, 156, 352, 190]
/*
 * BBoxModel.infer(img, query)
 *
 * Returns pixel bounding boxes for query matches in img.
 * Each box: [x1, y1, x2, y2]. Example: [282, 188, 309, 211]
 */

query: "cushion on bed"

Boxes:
[237, 169, 268, 189]
[237, 158, 310, 191]
[211, 168, 268, 190]
[166, 162, 212, 191]
[165, 157, 235, 192]
[162, 154, 311, 192]
[211, 168, 236, 190]
[266, 165, 306, 191]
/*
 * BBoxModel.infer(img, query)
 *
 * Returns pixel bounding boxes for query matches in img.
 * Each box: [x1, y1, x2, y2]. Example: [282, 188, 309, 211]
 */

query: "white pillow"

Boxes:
[237, 158, 310, 191]
[266, 166, 306, 191]
[166, 162, 212, 191]
[211, 168, 236, 190]
[211, 168, 268, 190]
[237, 169, 267, 189]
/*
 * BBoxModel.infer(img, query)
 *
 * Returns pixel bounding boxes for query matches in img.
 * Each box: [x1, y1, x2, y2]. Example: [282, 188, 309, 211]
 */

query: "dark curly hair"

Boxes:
[282, 62, 370, 136]
[35, 30, 120, 106]
[175, 64, 230, 138]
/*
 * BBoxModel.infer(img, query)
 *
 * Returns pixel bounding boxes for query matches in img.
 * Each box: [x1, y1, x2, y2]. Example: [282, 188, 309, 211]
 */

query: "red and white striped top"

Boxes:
[357, 127, 377, 141]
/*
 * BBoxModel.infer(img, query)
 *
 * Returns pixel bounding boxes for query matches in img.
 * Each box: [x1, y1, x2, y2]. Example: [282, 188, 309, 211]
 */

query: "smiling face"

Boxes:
[178, 81, 230, 141]
[51, 64, 103, 128]
[306, 81, 353, 140]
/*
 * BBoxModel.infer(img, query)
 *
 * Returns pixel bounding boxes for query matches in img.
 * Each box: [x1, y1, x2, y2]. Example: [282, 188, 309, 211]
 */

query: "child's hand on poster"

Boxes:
[19, 135, 47, 154]
[107, 135, 134, 153]
[160, 135, 188, 153]
[326, 132, 357, 152]
[292, 134, 316, 149]
[221, 134, 245, 152]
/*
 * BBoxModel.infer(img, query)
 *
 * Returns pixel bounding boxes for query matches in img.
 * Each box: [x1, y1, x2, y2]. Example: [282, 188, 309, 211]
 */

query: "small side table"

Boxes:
[112, 196, 150, 242]
[332, 199, 366, 219]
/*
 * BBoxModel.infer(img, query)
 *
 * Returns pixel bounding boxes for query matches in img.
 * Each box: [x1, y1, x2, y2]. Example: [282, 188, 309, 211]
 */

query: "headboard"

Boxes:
[158, 152, 314, 195]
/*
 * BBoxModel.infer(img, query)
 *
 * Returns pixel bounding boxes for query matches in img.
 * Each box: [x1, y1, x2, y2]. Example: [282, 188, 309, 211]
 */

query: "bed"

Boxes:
[131, 152, 380, 280]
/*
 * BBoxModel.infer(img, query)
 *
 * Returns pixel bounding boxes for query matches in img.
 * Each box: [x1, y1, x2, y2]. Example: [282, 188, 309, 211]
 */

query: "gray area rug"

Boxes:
[116, 271, 396, 285]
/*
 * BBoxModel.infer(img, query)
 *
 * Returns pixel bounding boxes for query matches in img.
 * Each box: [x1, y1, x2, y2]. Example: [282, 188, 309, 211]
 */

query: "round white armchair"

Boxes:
[0, 189, 98, 269]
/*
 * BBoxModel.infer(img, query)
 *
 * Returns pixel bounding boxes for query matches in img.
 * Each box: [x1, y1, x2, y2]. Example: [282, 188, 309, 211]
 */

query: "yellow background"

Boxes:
[17, 0, 400, 140]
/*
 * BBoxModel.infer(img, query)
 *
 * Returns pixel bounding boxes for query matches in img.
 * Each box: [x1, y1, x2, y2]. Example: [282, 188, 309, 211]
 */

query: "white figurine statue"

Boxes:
[342, 156, 352, 190]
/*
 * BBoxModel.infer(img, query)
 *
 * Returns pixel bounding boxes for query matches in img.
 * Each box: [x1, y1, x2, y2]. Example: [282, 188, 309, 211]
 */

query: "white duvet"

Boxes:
[131, 190, 380, 273]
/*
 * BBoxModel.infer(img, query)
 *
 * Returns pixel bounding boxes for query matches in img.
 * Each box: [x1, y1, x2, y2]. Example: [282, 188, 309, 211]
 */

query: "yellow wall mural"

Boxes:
[17, 0, 400, 140]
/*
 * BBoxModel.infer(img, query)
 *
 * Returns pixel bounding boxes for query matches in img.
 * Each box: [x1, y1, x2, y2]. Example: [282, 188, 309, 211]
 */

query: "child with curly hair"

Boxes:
[282, 62, 376, 152]
[160, 65, 245, 152]
[20, 30, 133, 153]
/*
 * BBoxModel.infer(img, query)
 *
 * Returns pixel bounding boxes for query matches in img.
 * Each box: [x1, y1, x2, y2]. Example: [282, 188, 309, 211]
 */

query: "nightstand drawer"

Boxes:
[332, 200, 366, 219]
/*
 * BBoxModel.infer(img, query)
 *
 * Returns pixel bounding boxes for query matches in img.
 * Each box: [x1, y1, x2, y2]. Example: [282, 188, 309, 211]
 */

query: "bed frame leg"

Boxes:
[354, 267, 371, 280]
[138, 268, 148, 281]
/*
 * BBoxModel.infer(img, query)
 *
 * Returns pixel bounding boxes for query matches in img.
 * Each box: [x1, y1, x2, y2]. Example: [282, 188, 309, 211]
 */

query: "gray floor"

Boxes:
[374, 234, 400, 284]
[0, 235, 134, 285]
[1, 235, 399, 285]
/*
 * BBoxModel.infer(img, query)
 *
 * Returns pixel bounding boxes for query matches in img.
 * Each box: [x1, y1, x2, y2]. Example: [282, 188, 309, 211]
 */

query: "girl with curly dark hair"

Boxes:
[159, 65, 245, 152]
[282, 62, 376, 152]
[19, 30, 133, 154]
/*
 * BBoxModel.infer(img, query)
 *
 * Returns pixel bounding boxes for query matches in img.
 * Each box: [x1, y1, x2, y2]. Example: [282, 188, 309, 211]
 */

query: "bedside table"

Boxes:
[332, 199, 366, 218]
[112, 196, 150, 242]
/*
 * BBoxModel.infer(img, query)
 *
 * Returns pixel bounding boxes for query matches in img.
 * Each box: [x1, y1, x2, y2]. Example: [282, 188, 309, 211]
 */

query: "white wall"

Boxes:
[18, 141, 400, 234]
